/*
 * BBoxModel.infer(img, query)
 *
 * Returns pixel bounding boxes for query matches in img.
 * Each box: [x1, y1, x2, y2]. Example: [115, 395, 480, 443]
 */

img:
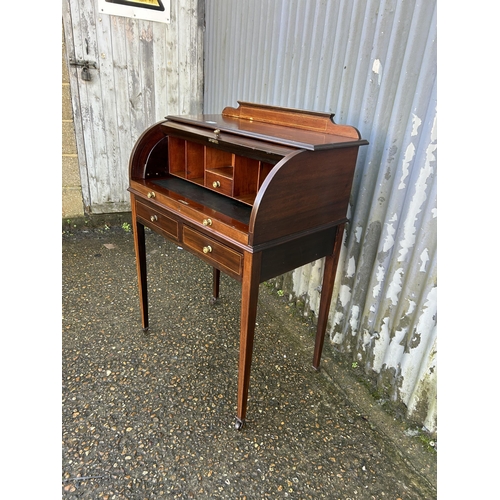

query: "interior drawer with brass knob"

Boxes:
[182, 226, 243, 278]
[136, 199, 179, 241]
[205, 170, 233, 196]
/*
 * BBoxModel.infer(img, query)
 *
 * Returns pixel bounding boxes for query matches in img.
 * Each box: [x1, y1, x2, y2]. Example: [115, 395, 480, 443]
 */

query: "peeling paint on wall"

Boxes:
[372, 265, 385, 299]
[411, 113, 422, 136]
[400, 287, 437, 415]
[398, 143, 415, 190]
[382, 214, 397, 252]
[398, 115, 436, 263]
[419, 248, 429, 272]
[372, 58, 383, 85]
[350, 305, 360, 334]
[346, 257, 356, 278]
[354, 226, 363, 243]
[386, 268, 404, 305]
[339, 285, 353, 309]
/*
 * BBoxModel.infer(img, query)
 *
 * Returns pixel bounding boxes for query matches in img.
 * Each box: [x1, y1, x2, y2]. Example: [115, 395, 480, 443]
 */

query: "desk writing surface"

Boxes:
[152, 177, 252, 225]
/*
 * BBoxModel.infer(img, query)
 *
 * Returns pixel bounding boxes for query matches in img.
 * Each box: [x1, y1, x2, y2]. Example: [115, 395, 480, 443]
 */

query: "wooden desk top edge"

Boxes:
[166, 102, 368, 150]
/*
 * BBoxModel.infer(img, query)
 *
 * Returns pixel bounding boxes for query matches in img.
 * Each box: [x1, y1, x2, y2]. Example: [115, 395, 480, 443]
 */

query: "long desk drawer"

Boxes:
[136, 199, 179, 241]
[129, 179, 250, 245]
[182, 226, 243, 277]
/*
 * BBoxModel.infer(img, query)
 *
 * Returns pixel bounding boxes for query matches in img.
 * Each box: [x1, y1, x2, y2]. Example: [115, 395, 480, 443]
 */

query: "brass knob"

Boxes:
[214, 128, 221, 136]
[147, 191, 156, 199]
[150, 214, 158, 222]
[212, 181, 220, 188]
[203, 245, 213, 254]
[202, 218, 212, 226]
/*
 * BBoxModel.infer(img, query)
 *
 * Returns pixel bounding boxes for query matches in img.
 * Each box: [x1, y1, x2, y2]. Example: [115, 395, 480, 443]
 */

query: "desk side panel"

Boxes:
[250, 148, 360, 245]
[259, 227, 336, 282]
[129, 121, 169, 180]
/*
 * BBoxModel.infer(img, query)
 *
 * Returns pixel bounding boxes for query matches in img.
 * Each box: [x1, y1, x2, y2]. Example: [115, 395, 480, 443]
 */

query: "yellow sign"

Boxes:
[98, 0, 170, 23]
[105, 0, 165, 11]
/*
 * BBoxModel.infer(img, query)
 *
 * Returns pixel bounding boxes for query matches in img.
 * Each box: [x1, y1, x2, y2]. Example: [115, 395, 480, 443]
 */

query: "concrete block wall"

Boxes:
[62, 24, 84, 219]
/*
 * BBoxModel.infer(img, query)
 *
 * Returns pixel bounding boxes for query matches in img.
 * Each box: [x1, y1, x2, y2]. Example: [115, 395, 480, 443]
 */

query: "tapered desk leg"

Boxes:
[212, 267, 220, 303]
[313, 223, 345, 370]
[235, 251, 262, 430]
[131, 196, 149, 331]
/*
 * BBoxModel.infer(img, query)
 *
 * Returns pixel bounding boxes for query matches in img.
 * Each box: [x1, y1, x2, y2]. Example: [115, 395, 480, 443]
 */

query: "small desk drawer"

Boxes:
[136, 199, 179, 240]
[206, 171, 233, 196]
[183, 226, 243, 277]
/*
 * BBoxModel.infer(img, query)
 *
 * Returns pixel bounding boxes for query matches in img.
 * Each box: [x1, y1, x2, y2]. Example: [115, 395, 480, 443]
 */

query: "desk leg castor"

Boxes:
[234, 418, 245, 431]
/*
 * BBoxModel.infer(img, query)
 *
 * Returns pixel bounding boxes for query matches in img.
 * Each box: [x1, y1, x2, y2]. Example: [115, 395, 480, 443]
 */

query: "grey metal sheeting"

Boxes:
[204, 0, 437, 433]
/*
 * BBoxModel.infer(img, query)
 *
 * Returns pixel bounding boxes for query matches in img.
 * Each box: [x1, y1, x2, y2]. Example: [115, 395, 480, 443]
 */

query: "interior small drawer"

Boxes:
[136, 199, 179, 240]
[206, 171, 233, 196]
[182, 226, 242, 277]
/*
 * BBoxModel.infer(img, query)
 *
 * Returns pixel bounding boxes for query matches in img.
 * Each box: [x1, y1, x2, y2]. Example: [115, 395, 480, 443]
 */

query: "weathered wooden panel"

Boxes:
[204, 0, 437, 433]
[62, 0, 203, 213]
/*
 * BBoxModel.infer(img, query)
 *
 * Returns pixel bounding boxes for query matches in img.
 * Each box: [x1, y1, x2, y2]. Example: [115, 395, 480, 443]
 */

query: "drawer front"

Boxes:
[130, 182, 249, 246]
[136, 199, 179, 240]
[183, 226, 243, 277]
[205, 171, 233, 196]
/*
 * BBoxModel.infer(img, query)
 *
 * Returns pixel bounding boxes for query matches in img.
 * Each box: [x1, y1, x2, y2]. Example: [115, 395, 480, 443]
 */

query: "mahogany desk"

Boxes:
[128, 102, 368, 429]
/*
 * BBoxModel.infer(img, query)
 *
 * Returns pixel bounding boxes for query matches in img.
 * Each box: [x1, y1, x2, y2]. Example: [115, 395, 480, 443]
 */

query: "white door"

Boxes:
[62, 0, 204, 213]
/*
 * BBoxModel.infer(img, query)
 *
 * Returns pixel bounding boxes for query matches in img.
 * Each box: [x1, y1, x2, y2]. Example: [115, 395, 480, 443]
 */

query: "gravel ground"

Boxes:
[62, 226, 437, 499]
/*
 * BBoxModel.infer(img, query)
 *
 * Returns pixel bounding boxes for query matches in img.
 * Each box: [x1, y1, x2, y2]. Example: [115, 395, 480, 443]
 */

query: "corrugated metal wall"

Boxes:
[204, 0, 437, 433]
